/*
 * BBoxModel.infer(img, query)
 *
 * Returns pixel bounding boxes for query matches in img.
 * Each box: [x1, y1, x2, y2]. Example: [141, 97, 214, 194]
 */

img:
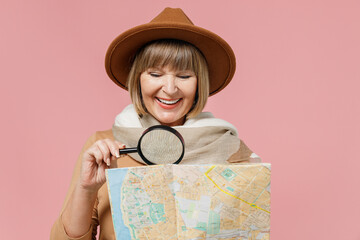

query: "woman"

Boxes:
[50, 8, 261, 240]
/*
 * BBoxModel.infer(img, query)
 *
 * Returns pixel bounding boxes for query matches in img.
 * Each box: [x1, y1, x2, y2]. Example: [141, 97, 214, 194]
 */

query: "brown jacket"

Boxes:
[50, 129, 259, 240]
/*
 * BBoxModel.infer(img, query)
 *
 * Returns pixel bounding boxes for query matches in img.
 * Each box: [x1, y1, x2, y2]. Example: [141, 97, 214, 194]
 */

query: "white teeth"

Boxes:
[157, 98, 181, 105]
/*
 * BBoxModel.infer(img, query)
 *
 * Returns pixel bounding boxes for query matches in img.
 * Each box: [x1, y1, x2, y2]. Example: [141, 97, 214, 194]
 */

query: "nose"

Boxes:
[162, 74, 178, 95]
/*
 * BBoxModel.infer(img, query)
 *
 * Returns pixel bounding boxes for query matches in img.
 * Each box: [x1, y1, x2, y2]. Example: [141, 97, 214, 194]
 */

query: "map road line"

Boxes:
[205, 166, 270, 214]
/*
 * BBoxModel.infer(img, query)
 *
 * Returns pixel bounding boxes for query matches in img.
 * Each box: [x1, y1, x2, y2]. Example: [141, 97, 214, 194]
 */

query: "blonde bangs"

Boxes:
[136, 39, 200, 73]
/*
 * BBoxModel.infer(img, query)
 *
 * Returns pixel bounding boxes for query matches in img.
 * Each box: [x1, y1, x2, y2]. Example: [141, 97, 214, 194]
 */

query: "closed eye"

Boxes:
[150, 73, 161, 77]
[178, 75, 191, 79]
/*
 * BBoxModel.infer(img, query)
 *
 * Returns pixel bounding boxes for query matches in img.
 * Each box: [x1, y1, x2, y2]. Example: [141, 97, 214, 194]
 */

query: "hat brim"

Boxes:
[105, 22, 236, 96]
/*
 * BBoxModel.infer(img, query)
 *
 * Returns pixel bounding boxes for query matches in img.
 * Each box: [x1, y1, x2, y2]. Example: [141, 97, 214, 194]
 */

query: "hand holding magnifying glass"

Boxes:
[119, 125, 185, 165]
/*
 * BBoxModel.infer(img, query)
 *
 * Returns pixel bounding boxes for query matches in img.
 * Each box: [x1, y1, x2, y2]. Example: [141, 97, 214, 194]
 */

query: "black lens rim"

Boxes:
[137, 125, 185, 165]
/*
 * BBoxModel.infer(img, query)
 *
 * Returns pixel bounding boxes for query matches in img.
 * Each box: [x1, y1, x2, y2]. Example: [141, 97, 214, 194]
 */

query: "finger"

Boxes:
[92, 145, 104, 165]
[114, 141, 126, 157]
[108, 155, 117, 168]
[105, 139, 120, 158]
[105, 139, 122, 158]
[115, 140, 126, 149]
[96, 160, 109, 179]
[97, 140, 111, 166]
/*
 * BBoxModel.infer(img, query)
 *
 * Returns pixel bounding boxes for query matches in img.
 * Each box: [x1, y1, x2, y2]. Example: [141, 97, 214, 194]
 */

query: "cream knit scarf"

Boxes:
[112, 104, 240, 165]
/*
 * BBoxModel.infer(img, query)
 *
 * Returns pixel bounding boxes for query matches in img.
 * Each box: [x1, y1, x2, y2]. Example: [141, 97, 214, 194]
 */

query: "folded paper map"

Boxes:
[106, 164, 271, 240]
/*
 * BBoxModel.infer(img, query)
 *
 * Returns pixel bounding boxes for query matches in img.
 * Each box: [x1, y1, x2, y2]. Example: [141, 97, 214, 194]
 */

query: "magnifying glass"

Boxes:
[119, 125, 185, 165]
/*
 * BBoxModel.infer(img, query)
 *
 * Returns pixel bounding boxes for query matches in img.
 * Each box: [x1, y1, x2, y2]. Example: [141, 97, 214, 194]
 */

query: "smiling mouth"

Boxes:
[156, 97, 182, 105]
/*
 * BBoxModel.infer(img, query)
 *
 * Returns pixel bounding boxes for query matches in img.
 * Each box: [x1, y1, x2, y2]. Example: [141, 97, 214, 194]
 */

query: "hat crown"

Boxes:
[150, 7, 194, 25]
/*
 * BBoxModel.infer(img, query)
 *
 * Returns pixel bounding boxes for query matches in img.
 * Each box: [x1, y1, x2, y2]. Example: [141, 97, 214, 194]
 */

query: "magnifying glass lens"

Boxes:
[119, 125, 185, 165]
[139, 129, 183, 165]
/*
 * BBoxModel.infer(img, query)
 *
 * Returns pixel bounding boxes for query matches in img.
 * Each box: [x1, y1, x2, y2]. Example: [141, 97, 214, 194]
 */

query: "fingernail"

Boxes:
[107, 158, 110, 166]
[116, 152, 120, 158]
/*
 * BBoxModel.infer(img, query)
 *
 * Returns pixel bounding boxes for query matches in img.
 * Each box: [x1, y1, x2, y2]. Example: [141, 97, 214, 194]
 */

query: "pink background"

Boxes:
[1, 0, 360, 239]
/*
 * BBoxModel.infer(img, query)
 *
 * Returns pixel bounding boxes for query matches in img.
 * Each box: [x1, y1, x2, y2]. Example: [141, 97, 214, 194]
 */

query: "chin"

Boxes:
[159, 119, 178, 126]
[156, 115, 184, 126]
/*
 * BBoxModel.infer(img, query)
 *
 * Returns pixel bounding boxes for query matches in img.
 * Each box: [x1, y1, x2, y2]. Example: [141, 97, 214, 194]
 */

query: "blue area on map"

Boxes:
[207, 210, 220, 235]
[107, 169, 131, 240]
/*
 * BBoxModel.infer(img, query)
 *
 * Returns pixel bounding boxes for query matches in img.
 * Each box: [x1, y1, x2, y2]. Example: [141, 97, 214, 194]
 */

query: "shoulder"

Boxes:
[92, 129, 114, 140]
[227, 139, 262, 163]
[81, 129, 114, 150]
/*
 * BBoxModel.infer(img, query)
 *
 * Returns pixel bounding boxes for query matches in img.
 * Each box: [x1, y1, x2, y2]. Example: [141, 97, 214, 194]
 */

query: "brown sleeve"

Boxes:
[50, 132, 101, 240]
[227, 139, 262, 163]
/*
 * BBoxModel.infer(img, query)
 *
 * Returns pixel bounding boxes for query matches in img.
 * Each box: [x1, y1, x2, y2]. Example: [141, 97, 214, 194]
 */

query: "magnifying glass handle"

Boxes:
[119, 147, 138, 155]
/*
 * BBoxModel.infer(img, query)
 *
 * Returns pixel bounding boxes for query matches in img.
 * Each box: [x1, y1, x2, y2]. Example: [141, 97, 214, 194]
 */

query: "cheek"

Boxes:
[184, 81, 197, 100]
[140, 88, 154, 109]
[140, 79, 155, 99]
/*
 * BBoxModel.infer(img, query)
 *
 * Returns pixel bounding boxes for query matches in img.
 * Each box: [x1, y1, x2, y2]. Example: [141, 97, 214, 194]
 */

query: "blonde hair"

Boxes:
[127, 39, 209, 119]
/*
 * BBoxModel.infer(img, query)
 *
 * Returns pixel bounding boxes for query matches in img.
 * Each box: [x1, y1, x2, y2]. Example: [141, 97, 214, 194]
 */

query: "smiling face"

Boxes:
[140, 65, 197, 126]
[127, 39, 210, 124]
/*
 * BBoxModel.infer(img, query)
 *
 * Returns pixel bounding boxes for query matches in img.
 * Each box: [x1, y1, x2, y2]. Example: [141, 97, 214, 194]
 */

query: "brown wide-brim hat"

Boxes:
[105, 7, 236, 96]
